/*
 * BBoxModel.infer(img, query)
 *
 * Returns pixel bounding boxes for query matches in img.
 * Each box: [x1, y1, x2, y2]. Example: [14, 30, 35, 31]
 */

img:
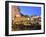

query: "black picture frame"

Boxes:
[5, 1, 45, 36]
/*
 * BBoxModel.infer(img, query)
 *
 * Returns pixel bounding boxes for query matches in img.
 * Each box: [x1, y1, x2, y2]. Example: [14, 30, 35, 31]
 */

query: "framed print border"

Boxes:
[5, 1, 45, 36]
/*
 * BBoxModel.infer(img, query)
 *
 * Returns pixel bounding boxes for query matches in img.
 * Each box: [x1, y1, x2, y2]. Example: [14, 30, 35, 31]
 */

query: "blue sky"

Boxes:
[19, 6, 41, 16]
